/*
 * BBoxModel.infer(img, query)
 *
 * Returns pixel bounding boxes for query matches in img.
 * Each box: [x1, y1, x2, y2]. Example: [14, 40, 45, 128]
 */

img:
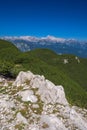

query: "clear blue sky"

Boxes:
[0, 0, 87, 40]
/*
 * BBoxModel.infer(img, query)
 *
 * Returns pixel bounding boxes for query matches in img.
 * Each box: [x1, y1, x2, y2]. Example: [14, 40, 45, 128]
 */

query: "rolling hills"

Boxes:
[1, 35, 87, 58]
[0, 39, 87, 108]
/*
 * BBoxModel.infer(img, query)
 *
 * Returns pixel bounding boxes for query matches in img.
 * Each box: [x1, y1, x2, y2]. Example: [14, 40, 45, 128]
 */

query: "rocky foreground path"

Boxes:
[0, 71, 87, 130]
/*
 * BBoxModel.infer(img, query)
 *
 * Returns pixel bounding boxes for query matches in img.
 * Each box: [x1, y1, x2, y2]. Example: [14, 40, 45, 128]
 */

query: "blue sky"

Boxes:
[0, 0, 87, 40]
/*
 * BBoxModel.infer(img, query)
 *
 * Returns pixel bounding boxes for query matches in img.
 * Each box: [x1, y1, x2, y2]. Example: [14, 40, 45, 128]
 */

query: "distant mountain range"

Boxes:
[1, 35, 87, 58]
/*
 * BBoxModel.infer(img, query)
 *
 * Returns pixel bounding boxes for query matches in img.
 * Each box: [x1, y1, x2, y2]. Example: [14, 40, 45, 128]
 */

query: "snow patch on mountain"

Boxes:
[0, 35, 77, 43]
[1, 35, 87, 57]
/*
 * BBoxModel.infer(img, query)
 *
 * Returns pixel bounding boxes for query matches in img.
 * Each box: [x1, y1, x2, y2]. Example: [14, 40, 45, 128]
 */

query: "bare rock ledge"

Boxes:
[0, 71, 87, 130]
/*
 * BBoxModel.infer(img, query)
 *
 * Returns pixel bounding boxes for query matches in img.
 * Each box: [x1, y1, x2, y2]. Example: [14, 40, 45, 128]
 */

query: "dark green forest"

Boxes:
[0, 39, 87, 108]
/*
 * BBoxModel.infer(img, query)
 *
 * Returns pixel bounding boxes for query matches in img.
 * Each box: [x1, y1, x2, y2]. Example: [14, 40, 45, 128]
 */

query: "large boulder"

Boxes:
[0, 71, 87, 130]
[13, 71, 34, 87]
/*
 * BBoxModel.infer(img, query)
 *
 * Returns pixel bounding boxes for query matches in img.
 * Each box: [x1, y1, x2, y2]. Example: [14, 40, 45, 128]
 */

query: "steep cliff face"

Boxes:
[0, 71, 87, 130]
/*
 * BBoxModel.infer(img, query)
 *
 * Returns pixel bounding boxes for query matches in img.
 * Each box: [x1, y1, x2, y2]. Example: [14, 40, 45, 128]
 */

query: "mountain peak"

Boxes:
[41, 35, 66, 42]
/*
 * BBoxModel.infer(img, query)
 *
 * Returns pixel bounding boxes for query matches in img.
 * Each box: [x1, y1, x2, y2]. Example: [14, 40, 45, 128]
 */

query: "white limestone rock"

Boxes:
[40, 114, 68, 130]
[32, 104, 39, 108]
[16, 112, 28, 124]
[18, 90, 38, 103]
[0, 71, 87, 130]
[75, 56, 80, 63]
[70, 108, 87, 130]
[30, 76, 68, 105]
[0, 76, 5, 83]
[0, 94, 15, 108]
[28, 124, 39, 130]
[13, 71, 34, 87]
[64, 59, 68, 64]
[3, 82, 8, 87]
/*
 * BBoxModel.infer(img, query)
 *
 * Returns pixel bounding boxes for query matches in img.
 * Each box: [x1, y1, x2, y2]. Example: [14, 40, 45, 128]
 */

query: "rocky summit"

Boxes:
[0, 71, 87, 130]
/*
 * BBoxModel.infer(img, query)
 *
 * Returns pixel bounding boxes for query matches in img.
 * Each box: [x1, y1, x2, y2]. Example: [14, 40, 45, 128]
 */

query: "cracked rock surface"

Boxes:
[0, 71, 87, 130]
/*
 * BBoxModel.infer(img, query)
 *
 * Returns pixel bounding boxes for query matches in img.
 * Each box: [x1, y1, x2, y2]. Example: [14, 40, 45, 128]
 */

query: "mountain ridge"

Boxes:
[1, 35, 87, 58]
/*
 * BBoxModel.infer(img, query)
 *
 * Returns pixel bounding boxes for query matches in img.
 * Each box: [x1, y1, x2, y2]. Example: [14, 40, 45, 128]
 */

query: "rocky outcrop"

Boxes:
[0, 71, 87, 130]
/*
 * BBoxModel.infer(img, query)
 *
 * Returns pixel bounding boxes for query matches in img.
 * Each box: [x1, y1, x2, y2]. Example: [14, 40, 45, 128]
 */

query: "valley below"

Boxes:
[0, 39, 87, 129]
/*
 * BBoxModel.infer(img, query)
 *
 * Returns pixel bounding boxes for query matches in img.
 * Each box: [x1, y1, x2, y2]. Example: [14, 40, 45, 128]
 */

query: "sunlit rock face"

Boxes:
[0, 71, 87, 130]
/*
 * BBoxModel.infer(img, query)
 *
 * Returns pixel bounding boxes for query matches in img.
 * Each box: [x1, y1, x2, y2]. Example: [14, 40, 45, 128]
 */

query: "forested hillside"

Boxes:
[0, 39, 87, 108]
